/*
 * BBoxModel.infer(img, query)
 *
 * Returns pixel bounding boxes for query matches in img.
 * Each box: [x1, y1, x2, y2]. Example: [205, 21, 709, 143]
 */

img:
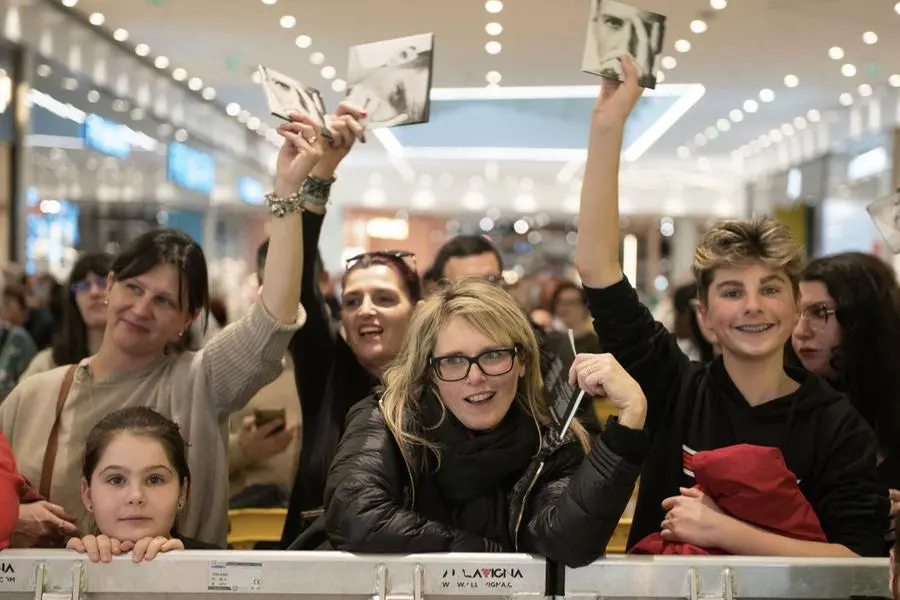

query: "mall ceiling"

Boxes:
[44, 0, 900, 217]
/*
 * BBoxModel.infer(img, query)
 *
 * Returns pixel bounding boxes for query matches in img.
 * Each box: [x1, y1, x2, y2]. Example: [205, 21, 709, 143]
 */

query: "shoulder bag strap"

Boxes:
[38, 365, 78, 500]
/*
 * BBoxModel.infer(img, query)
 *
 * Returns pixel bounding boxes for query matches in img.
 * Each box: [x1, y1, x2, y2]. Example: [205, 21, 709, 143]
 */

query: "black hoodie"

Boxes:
[585, 278, 888, 557]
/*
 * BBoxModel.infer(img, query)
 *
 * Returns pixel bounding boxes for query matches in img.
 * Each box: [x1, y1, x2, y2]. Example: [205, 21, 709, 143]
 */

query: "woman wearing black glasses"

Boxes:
[323, 278, 647, 565]
[792, 251, 900, 535]
[280, 106, 421, 548]
[21, 253, 112, 379]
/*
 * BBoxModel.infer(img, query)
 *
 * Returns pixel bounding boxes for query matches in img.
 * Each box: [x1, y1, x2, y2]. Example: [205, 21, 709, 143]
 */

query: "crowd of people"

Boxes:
[0, 57, 898, 596]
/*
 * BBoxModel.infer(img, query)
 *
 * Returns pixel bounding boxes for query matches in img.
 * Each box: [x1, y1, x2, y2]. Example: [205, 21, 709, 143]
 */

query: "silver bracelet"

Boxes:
[264, 191, 304, 218]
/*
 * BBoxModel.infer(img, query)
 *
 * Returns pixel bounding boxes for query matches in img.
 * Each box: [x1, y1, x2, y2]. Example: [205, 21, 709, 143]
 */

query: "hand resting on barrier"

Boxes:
[66, 534, 184, 563]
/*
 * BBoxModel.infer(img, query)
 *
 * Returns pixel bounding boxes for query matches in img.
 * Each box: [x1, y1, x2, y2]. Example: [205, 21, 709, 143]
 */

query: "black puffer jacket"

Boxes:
[324, 395, 647, 567]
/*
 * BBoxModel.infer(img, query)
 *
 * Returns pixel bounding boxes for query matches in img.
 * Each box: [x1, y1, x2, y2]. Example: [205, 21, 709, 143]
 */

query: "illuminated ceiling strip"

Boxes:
[399, 147, 587, 161]
[372, 128, 415, 180]
[25, 134, 85, 149]
[429, 83, 696, 101]
[622, 84, 706, 162]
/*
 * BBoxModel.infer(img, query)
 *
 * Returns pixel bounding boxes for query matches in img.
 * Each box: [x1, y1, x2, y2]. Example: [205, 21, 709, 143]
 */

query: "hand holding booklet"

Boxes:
[582, 0, 667, 89]
[542, 330, 587, 442]
[257, 65, 332, 139]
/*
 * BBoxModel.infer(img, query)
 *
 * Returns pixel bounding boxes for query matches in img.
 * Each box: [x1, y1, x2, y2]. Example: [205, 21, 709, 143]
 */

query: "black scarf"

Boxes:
[417, 390, 539, 549]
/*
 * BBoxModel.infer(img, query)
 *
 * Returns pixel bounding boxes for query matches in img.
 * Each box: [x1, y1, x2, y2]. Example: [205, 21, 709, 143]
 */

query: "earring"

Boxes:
[88, 504, 93, 512]
[177, 502, 184, 510]
[103, 298, 109, 305]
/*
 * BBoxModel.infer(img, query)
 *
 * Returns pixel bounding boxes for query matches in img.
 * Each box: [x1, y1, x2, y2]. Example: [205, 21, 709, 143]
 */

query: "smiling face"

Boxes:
[696, 262, 798, 361]
[341, 264, 415, 375]
[105, 264, 192, 359]
[431, 316, 523, 431]
[81, 432, 186, 542]
[792, 280, 842, 378]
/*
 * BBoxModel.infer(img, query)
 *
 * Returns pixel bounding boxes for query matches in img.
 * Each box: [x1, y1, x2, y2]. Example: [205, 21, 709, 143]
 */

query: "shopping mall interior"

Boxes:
[1, 0, 899, 313]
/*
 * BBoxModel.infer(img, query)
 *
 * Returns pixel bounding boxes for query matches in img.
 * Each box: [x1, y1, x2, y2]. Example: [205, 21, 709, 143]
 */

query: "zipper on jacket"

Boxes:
[513, 461, 544, 552]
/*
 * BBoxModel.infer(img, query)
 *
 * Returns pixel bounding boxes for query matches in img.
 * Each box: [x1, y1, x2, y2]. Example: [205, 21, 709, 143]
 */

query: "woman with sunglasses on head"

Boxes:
[324, 279, 647, 565]
[792, 252, 900, 533]
[21, 253, 112, 379]
[279, 109, 421, 549]
[0, 111, 332, 548]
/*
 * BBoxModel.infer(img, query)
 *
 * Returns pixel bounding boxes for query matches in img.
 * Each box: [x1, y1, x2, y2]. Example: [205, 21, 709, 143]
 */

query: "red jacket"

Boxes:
[630, 444, 827, 555]
[0, 434, 19, 550]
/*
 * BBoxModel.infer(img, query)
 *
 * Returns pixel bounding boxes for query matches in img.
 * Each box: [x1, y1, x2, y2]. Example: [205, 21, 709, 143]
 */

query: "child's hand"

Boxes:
[130, 536, 185, 562]
[66, 534, 131, 563]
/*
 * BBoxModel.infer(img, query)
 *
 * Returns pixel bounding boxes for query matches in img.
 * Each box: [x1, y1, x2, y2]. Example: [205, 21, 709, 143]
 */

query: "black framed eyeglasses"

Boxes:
[70, 275, 107, 294]
[430, 346, 518, 382]
[345, 250, 416, 270]
[799, 303, 836, 332]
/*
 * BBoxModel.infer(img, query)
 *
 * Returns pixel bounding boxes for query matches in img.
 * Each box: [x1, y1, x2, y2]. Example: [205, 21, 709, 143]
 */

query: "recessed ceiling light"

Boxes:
[175, 129, 188, 142]
[36, 64, 51, 77]
[188, 77, 203, 91]
[485, 0, 503, 13]
[251, 70, 262, 84]
[62, 0, 78, 6]
[202, 87, 216, 100]
[61, 77, 77, 90]
[280, 15, 296, 28]
[131, 108, 145, 120]
[729, 109, 743, 122]
[262, 0, 276, 4]
[759, 88, 775, 102]
[895, 1, 900, 14]
[858, 83, 873, 97]
[486, 41, 502, 54]
[781, 123, 795, 136]
[677, 146, 690, 159]
[172, 68, 187, 81]
[690, 20, 708, 33]
[486, 70, 502, 84]
[839, 93, 854, 106]
[295, 35, 312, 48]
[807, 109, 821, 122]
[135, 44, 150, 56]
[784, 74, 799, 88]
[890, 74, 900, 88]
[828, 46, 844, 60]
[694, 133, 707, 146]
[794, 116, 807, 129]
[113, 28, 128, 42]
[247, 117, 261, 131]
[154, 56, 169, 69]
[841, 63, 857, 77]
[310, 52, 325, 65]
[88, 12, 104, 25]
[862, 31, 878, 45]
[87, 89, 100, 102]
[238, 110, 250, 124]
[744, 99, 759, 113]
[332, 79, 347, 92]
[661, 56, 677, 69]
[769, 129, 783, 143]
[320, 66, 336, 79]
[226, 102, 241, 117]
[717, 118, 731, 132]
[705, 126, 718, 139]
[674, 39, 691, 53]
[710, 0, 727, 9]
[485, 22, 503, 35]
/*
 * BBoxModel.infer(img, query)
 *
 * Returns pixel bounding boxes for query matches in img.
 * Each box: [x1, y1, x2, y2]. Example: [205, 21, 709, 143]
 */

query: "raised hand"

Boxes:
[312, 102, 367, 179]
[591, 55, 645, 132]
[274, 114, 325, 196]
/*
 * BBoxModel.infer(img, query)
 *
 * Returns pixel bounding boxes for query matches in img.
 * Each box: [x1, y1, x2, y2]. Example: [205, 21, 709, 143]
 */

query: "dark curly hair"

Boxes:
[801, 252, 900, 458]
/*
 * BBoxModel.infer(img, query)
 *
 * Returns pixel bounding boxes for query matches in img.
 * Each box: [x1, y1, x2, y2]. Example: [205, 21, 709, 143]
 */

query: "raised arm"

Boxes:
[324, 399, 500, 553]
[198, 114, 331, 413]
[574, 59, 690, 429]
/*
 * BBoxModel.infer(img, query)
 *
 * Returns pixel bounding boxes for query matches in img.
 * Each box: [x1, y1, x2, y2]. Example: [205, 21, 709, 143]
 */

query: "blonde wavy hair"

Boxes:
[380, 278, 590, 471]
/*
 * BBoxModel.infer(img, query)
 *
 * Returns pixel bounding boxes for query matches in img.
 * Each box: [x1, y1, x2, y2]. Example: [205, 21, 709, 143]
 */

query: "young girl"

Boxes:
[67, 407, 218, 563]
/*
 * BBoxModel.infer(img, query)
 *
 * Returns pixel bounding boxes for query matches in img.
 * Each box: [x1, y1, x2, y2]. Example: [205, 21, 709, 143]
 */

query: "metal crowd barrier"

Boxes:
[0, 550, 889, 600]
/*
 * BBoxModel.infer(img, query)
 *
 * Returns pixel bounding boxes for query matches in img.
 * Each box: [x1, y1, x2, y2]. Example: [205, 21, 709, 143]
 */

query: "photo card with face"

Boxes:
[866, 190, 900, 254]
[257, 65, 331, 138]
[582, 0, 667, 89]
[345, 32, 435, 129]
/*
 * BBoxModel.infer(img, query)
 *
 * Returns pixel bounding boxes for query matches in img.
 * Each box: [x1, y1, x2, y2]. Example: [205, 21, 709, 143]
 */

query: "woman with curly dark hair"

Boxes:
[792, 252, 900, 513]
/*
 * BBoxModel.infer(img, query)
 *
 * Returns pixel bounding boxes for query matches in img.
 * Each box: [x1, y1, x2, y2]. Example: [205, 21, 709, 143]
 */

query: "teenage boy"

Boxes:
[573, 56, 887, 557]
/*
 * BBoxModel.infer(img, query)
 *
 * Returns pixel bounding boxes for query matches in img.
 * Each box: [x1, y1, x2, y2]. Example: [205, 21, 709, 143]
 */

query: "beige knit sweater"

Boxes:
[0, 297, 304, 546]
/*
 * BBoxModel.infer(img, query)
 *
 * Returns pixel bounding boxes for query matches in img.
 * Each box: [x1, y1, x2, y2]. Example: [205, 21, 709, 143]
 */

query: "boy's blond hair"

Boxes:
[692, 216, 803, 302]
